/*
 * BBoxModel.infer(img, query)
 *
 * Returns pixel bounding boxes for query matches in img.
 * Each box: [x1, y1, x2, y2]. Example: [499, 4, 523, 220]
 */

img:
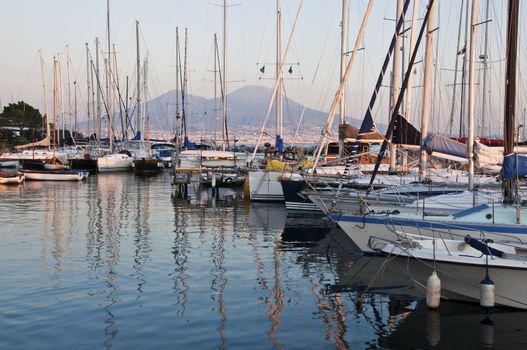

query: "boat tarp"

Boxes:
[502, 153, 527, 180]
[422, 133, 466, 159]
[15, 136, 51, 149]
[474, 141, 503, 167]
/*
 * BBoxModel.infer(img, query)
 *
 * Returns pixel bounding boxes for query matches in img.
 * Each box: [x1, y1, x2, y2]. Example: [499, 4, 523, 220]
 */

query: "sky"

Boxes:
[1, 0, 526, 138]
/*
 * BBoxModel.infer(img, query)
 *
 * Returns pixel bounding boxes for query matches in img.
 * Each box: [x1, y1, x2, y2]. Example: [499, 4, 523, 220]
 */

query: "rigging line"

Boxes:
[256, 1, 272, 61]
[367, 0, 436, 191]
[293, 1, 340, 141]
[15, 51, 39, 103]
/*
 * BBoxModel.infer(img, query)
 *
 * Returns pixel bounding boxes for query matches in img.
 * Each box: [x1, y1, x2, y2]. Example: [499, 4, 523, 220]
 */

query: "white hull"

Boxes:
[377, 236, 527, 309]
[24, 170, 88, 181]
[248, 171, 285, 202]
[97, 154, 133, 172]
[176, 150, 249, 169]
[0, 174, 24, 184]
[333, 204, 527, 253]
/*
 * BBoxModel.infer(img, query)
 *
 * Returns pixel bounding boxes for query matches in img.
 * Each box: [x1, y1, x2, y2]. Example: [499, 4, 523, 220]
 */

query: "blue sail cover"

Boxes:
[502, 153, 527, 180]
[184, 137, 196, 150]
[132, 131, 142, 140]
[275, 135, 284, 153]
[422, 134, 466, 158]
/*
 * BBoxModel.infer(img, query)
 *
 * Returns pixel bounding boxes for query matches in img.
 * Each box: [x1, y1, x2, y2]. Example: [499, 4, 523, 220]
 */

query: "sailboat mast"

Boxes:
[39, 49, 50, 148]
[276, 0, 283, 152]
[222, 0, 228, 150]
[503, 0, 519, 203]
[107, 0, 113, 152]
[481, 0, 490, 136]
[66, 45, 72, 134]
[389, 0, 404, 173]
[53, 56, 58, 159]
[85, 44, 92, 138]
[136, 20, 141, 139]
[467, 0, 479, 191]
[144, 58, 150, 156]
[338, 0, 349, 159]
[175, 27, 181, 146]
[404, 0, 419, 122]
[96, 37, 102, 145]
[419, 0, 437, 181]
[214, 33, 218, 142]
[183, 28, 188, 139]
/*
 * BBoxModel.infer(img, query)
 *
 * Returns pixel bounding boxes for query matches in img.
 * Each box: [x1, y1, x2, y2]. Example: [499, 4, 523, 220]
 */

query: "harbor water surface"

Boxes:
[1, 172, 527, 349]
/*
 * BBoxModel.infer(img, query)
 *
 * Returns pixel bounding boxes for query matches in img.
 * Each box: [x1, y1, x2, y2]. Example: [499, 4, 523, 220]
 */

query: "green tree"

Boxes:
[0, 101, 44, 144]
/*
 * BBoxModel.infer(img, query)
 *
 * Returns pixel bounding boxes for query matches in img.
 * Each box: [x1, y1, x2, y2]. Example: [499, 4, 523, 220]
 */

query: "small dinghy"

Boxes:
[0, 172, 25, 184]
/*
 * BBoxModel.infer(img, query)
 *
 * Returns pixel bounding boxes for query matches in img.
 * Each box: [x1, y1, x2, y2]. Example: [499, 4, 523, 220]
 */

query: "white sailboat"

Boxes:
[370, 232, 527, 309]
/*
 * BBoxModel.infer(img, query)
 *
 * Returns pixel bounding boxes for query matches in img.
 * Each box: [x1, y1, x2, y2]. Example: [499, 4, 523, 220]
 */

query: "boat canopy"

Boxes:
[422, 133, 466, 158]
[502, 153, 527, 180]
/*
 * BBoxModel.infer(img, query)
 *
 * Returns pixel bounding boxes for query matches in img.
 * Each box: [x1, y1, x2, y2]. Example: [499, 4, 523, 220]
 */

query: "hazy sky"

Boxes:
[0, 0, 525, 137]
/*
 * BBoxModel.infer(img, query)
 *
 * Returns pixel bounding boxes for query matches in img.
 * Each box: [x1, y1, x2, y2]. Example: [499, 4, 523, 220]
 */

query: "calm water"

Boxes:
[1, 172, 527, 349]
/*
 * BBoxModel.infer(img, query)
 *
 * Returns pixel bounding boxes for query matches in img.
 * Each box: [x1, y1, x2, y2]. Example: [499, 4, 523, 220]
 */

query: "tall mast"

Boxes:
[480, 0, 490, 136]
[275, 0, 283, 152]
[404, 0, 419, 122]
[389, 0, 404, 173]
[96, 37, 102, 145]
[53, 56, 58, 159]
[222, 0, 228, 150]
[459, 0, 470, 137]
[144, 58, 150, 156]
[338, 0, 349, 159]
[85, 43, 92, 138]
[175, 27, 181, 146]
[467, 0, 479, 191]
[448, 0, 465, 135]
[183, 28, 188, 139]
[58, 55, 65, 141]
[107, 0, 113, 152]
[214, 33, 219, 142]
[39, 49, 50, 147]
[419, 0, 437, 181]
[136, 20, 142, 139]
[66, 45, 72, 134]
[503, 0, 519, 203]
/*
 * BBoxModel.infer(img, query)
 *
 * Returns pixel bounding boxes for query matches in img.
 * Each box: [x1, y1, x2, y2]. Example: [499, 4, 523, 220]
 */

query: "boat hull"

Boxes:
[97, 155, 133, 172]
[0, 173, 24, 184]
[133, 159, 162, 175]
[332, 208, 527, 253]
[23, 170, 88, 181]
[247, 171, 285, 202]
[391, 256, 527, 309]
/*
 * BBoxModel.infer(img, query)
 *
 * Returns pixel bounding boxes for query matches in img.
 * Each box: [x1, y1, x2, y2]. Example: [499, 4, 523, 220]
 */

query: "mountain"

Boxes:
[82, 85, 366, 142]
[147, 85, 363, 134]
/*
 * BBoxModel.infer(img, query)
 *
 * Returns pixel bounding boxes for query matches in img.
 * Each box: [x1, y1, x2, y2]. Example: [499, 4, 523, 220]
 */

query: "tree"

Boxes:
[0, 101, 44, 145]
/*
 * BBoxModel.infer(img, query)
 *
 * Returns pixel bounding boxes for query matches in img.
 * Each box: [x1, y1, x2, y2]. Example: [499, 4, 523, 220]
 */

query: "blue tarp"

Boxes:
[275, 135, 284, 153]
[132, 131, 142, 140]
[502, 153, 527, 180]
[422, 133, 466, 158]
[184, 137, 196, 150]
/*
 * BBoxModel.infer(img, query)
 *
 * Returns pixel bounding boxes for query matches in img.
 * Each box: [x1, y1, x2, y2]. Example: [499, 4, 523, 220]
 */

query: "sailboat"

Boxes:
[133, 55, 162, 175]
[23, 56, 89, 181]
[0, 172, 25, 185]
[96, 0, 133, 173]
[172, 9, 250, 186]
[332, 0, 527, 254]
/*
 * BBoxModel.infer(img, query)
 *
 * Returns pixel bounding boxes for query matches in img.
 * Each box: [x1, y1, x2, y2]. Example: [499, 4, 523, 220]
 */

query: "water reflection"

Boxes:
[4, 173, 527, 349]
[382, 301, 527, 349]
